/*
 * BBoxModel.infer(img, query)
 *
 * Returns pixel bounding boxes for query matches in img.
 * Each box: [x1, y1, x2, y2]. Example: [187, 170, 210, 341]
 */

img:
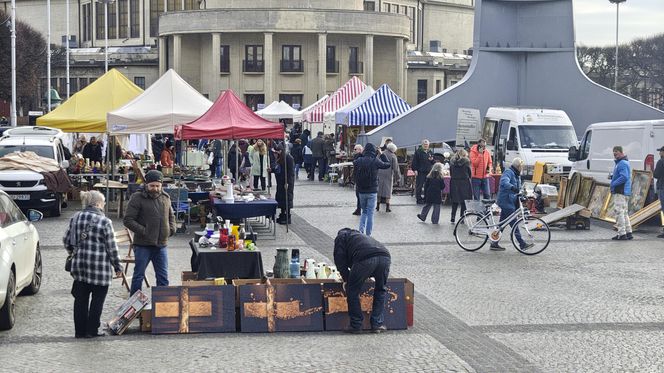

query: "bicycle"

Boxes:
[453, 194, 550, 255]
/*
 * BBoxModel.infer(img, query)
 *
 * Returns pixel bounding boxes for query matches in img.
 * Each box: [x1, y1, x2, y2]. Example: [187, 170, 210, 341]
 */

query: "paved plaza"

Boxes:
[2, 177, 664, 372]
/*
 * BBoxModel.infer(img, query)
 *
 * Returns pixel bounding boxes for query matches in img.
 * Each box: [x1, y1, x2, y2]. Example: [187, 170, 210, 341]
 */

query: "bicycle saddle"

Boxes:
[480, 199, 496, 205]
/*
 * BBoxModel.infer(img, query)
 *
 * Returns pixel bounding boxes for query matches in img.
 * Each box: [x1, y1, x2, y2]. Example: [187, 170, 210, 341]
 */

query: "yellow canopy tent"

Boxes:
[37, 69, 143, 133]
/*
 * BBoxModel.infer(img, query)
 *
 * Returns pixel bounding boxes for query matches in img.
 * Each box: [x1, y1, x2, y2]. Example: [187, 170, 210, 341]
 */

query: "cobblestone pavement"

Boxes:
[2, 175, 664, 372]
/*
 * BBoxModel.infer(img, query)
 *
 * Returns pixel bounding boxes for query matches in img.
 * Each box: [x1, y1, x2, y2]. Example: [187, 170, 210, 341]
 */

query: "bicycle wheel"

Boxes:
[511, 217, 550, 255]
[454, 212, 489, 252]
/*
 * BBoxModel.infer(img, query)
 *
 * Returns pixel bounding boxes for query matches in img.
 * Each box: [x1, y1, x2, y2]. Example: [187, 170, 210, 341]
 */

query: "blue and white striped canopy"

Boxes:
[347, 84, 411, 127]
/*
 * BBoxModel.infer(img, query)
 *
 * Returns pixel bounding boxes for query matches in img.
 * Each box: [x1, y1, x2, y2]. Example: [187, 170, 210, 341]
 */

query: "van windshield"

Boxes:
[0, 145, 55, 159]
[518, 125, 577, 149]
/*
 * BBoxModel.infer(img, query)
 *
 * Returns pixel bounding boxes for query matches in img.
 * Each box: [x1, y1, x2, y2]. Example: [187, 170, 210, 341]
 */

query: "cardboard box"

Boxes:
[151, 285, 236, 334]
[181, 271, 197, 282]
[546, 164, 563, 174]
[322, 279, 408, 331]
[236, 278, 324, 333]
[108, 290, 150, 335]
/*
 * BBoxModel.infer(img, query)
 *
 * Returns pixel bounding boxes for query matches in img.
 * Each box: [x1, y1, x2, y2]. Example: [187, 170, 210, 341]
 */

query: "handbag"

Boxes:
[65, 250, 75, 272]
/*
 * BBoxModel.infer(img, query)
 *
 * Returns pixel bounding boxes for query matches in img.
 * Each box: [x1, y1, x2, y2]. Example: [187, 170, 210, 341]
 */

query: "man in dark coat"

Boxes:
[273, 144, 295, 224]
[227, 142, 239, 180]
[352, 144, 364, 216]
[353, 143, 390, 236]
[655, 146, 664, 238]
[411, 139, 435, 204]
[334, 228, 391, 333]
[309, 131, 326, 181]
[212, 139, 223, 178]
[82, 136, 103, 163]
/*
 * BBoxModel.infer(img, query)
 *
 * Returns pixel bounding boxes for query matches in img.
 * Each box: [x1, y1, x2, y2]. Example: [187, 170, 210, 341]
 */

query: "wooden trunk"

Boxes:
[151, 285, 236, 334]
[237, 279, 324, 333]
[322, 279, 409, 331]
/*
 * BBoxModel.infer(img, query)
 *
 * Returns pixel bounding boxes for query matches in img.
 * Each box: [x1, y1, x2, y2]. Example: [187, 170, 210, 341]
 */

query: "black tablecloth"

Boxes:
[188, 191, 211, 204]
[212, 198, 278, 220]
[192, 245, 264, 280]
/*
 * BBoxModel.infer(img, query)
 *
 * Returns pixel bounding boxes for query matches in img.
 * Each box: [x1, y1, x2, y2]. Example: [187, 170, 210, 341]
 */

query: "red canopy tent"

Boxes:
[174, 90, 284, 140]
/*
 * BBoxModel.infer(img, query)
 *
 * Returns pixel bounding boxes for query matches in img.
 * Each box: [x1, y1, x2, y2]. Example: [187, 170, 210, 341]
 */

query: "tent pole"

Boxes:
[284, 142, 289, 233]
[105, 132, 110, 214]
[235, 140, 239, 185]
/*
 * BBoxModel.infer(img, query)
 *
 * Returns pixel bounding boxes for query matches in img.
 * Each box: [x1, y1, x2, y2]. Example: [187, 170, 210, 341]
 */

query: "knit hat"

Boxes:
[145, 170, 163, 184]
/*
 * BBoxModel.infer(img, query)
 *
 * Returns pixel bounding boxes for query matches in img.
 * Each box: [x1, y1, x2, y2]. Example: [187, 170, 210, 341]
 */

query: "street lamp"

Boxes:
[609, 0, 626, 91]
[99, 0, 115, 72]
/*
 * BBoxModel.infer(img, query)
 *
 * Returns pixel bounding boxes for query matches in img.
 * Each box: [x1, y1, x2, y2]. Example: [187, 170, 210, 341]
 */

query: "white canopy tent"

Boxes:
[255, 100, 299, 121]
[106, 69, 212, 135]
[292, 95, 328, 123]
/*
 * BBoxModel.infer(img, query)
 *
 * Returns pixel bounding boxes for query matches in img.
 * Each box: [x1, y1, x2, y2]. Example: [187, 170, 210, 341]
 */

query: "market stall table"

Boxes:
[192, 245, 264, 280]
[212, 198, 278, 238]
[93, 181, 128, 217]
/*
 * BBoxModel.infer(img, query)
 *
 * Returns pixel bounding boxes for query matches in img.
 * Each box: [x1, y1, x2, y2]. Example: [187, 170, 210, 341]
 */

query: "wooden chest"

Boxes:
[322, 279, 409, 331]
[151, 285, 236, 334]
[236, 278, 324, 333]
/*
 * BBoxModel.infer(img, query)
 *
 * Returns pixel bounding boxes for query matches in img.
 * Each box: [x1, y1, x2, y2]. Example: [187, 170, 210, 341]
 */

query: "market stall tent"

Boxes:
[255, 101, 299, 121]
[174, 90, 284, 140]
[304, 76, 367, 123]
[346, 84, 411, 127]
[292, 95, 328, 123]
[36, 69, 143, 133]
[332, 85, 375, 126]
[107, 69, 212, 135]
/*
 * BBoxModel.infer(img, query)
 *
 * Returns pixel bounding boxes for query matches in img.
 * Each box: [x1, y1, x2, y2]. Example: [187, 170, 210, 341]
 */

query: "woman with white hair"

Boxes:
[376, 142, 401, 212]
[63, 190, 122, 338]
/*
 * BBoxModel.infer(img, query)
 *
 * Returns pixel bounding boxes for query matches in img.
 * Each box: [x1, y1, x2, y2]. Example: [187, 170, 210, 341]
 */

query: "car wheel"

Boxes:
[0, 270, 16, 330]
[50, 194, 61, 217]
[21, 246, 42, 296]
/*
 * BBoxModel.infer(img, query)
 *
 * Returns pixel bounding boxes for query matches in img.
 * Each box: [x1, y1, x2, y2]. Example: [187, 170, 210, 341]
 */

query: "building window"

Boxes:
[408, 7, 416, 44]
[436, 80, 441, 94]
[118, 0, 128, 39]
[82, 3, 92, 42]
[326, 46, 338, 73]
[279, 94, 303, 109]
[130, 0, 140, 38]
[382, 3, 389, 12]
[417, 79, 428, 104]
[134, 76, 145, 89]
[349, 47, 363, 74]
[79, 77, 89, 90]
[363, 1, 375, 11]
[108, 1, 117, 39]
[150, 0, 164, 37]
[281, 45, 303, 73]
[70, 78, 79, 93]
[220, 45, 230, 73]
[95, 3, 105, 40]
[243, 45, 264, 73]
[58, 78, 67, 95]
[245, 94, 265, 111]
[392, 4, 400, 14]
[184, 0, 198, 10]
[167, 0, 179, 11]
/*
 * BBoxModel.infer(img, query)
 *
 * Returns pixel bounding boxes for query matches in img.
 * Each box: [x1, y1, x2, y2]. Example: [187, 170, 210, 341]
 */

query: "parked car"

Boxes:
[0, 126, 70, 216]
[0, 190, 43, 330]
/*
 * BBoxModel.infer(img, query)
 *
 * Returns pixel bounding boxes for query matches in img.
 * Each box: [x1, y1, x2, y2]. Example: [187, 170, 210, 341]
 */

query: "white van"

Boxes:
[568, 119, 664, 181]
[480, 107, 578, 178]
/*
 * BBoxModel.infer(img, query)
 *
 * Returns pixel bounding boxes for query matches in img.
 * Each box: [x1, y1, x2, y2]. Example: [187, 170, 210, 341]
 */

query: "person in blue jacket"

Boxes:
[610, 146, 633, 240]
[492, 158, 532, 251]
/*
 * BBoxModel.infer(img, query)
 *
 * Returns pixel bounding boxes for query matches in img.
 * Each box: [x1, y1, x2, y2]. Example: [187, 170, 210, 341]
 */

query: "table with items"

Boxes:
[191, 244, 264, 280]
[212, 197, 278, 238]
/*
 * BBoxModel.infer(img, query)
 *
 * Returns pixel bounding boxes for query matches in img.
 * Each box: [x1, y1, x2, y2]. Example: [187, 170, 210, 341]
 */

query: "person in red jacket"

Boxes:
[469, 138, 492, 200]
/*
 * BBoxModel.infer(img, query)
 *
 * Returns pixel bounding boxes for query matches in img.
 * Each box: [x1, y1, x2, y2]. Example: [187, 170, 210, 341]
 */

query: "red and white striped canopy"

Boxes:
[304, 76, 367, 123]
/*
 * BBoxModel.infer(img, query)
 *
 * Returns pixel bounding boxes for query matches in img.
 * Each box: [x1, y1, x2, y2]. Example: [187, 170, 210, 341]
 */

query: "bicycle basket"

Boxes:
[465, 200, 486, 214]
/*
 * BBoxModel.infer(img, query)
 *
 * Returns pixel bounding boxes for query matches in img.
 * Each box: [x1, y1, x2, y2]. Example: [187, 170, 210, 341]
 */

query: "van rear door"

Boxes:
[588, 125, 647, 180]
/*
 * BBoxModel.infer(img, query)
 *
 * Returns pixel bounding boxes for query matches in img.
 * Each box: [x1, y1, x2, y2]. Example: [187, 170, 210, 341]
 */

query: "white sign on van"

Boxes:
[456, 108, 481, 148]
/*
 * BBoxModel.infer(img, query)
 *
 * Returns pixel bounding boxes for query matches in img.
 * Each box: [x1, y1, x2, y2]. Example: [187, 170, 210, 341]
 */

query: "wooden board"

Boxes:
[541, 204, 586, 224]
[629, 200, 662, 229]
[238, 280, 324, 333]
[322, 280, 408, 331]
[151, 285, 236, 334]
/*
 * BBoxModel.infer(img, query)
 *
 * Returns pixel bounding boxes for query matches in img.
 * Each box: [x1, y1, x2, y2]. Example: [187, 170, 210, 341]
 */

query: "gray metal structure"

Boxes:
[363, 0, 664, 147]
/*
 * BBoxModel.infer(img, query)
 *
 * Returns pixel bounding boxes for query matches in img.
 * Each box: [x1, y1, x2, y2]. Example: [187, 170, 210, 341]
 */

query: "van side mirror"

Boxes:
[61, 160, 69, 169]
[568, 146, 578, 162]
[506, 140, 515, 150]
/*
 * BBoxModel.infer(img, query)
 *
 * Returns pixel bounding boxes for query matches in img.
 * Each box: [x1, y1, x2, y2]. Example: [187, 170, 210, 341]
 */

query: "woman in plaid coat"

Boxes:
[64, 190, 122, 338]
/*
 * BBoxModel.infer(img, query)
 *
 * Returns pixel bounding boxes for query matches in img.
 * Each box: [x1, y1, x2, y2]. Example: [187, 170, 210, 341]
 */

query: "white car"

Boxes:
[0, 190, 43, 330]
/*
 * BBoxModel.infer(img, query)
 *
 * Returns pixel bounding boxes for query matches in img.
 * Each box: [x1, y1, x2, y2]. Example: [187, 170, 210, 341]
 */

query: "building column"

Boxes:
[365, 34, 374, 87]
[395, 37, 404, 97]
[264, 32, 274, 103]
[173, 34, 182, 72]
[211, 33, 221, 100]
[318, 33, 327, 100]
[158, 37, 167, 75]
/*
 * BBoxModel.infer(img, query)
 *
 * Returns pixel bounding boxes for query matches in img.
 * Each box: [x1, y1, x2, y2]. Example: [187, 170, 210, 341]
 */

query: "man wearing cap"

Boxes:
[123, 170, 176, 295]
[654, 146, 664, 238]
[610, 146, 633, 241]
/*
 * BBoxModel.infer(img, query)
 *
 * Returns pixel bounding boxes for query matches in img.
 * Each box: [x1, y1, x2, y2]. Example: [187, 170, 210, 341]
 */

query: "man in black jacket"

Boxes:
[352, 144, 364, 216]
[655, 146, 664, 238]
[411, 139, 435, 204]
[310, 131, 326, 181]
[333, 228, 391, 333]
[353, 143, 390, 236]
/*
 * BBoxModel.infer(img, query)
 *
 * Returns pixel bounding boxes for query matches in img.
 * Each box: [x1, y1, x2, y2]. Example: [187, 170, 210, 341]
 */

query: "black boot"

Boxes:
[376, 203, 380, 212]
[385, 203, 391, 212]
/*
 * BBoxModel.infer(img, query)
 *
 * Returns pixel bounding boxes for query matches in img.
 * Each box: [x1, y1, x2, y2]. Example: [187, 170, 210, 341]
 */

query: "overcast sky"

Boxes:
[574, 0, 664, 46]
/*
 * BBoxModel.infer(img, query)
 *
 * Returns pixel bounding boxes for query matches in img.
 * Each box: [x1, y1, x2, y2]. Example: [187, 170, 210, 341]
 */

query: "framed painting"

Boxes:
[627, 170, 652, 215]
[565, 172, 582, 208]
[601, 193, 618, 223]
[588, 182, 610, 219]
[557, 177, 568, 209]
[574, 175, 595, 207]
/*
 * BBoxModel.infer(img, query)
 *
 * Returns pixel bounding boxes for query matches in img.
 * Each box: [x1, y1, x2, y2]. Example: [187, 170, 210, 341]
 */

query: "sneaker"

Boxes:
[520, 243, 534, 251]
[451, 219, 455, 224]
[371, 325, 387, 334]
[611, 234, 628, 240]
[417, 214, 425, 222]
[626, 233, 633, 240]
[490, 244, 506, 251]
[352, 209, 361, 216]
[343, 327, 363, 334]
[657, 233, 664, 239]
